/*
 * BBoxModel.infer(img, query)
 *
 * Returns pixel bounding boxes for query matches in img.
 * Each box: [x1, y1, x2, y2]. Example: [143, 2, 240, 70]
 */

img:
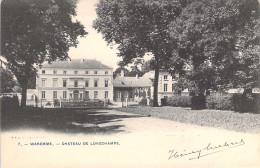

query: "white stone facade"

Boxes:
[36, 59, 113, 105]
[142, 71, 177, 101]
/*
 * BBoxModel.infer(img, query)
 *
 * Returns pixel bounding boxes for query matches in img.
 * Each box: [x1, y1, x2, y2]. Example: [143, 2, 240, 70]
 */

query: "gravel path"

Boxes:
[115, 106, 260, 134]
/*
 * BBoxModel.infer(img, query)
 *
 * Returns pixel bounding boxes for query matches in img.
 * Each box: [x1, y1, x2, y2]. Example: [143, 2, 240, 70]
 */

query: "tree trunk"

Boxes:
[21, 81, 28, 108]
[153, 55, 160, 107]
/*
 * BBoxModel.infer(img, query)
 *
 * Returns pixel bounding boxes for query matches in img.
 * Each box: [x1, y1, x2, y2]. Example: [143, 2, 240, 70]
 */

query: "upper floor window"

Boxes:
[85, 71, 88, 74]
[42, 70, 45, 74]
[63, 70, 67, 74]
[164, 75, 168, 80]
[105, 71, 108, 75]
[74, 80, 78, 87]
[94, 79, 98, 87]
[53, 79, 58, 87]
[63, 80, 67, 87]
[53, 70, 57, 74]
[94, 71, 98, 75]
[164, 84, 168, 92]
[42, 79, 45, 87]
[74, 71, 78, 74]
[105, 80, 108, 87]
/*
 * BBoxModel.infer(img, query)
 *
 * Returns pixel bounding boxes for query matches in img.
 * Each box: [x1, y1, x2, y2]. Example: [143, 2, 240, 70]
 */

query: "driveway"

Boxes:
[1, 108, 260, 168]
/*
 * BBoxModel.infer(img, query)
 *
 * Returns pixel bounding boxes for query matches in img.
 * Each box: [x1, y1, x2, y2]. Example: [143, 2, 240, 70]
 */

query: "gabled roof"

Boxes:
[113, 76, 151, 88]
[41, 59, 112, 69]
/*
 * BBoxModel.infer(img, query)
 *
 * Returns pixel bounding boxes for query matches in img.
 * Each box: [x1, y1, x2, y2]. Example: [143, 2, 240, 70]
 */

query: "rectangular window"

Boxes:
[53, 70, 57, 74]
[63, 80, 67, 87]
[105, 71, 108, 75]
[85, 71, 88, 74]
[42, 91, 45, 99]
[94, 71, 98, 74]
[85, 91, 89, 99]
[172, 84, 175, 92]
[53, 91, 57, 99]
[74, 71, 78, 74]
[42, 79, 45, 87]
[94, 91, 98, 99]
[53, 79, 58, 87]
[105, 80, 108, 87]
[74, 80, 78, 87]
[105, 91, 108, 98]
[94, 80, 98, 87]
[85, 80, 89, 87]
[42, 70, 45, 74]
[164, 84, 168, 92]
[63, 91, 67, 99]
[63, 70, 66, 74]
[164, 75, 168, 80]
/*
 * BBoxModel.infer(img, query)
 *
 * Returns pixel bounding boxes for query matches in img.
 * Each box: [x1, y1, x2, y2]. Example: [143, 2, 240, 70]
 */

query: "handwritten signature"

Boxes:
[168, 139, 245, 160]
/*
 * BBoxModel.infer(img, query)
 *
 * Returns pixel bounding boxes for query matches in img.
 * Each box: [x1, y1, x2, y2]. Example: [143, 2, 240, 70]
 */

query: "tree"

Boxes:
[168, 0, 260, 94]
[1, 0, 87, 107]
[94, 0, 187, 106]
[1, 68, 17, 93]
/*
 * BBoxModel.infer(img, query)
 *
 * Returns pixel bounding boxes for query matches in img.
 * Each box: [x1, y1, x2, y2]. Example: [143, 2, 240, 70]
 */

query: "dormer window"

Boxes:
[42, 70, 45, 74]
[63, 70, 66, 74]
[94, 71, 98, 75]
[53, 70, 57, 74]
[105, 71, 108, 75]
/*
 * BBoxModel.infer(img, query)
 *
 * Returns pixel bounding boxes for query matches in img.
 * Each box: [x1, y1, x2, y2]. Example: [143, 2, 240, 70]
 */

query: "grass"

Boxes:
[115, 106, 260, 134]
[1, 107, 140, 134]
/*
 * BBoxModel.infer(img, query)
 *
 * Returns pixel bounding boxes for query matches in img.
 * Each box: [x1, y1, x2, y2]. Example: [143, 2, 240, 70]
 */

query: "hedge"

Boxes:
[166, 95, 191, 107]
[166, 94, 259, 113]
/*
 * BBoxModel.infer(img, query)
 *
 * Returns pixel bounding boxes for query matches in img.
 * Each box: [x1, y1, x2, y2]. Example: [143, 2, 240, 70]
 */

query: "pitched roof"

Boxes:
[113, 76, 151, 88]
[41, 59, 112, 69]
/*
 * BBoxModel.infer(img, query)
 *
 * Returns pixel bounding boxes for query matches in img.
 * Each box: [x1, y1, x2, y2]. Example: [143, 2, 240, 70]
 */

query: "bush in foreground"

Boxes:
[166, 95, 191, 107]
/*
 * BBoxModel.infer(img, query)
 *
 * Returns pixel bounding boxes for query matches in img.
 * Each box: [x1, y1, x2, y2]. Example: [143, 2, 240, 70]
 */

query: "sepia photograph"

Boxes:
[1, 0, 260, 167]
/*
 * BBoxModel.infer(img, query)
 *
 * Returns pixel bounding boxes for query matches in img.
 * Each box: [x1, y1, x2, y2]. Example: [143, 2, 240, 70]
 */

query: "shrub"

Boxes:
[166, 95, 191, 107]
[206, 93, 260, 113]
[191, 95, 206, 109]
[206, 94, 234, 111]
[139, 98, 147, 106]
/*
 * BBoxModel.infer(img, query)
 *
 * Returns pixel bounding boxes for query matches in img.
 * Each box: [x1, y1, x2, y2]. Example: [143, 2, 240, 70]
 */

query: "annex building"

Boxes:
[36, 59, 113, 106]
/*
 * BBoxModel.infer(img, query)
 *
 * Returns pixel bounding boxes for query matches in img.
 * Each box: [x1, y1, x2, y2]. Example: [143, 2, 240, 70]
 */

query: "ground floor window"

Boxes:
[105, 91, 108, 98]
[94, 91, 98, 99]
[42, 91, 45, 99]
[73, 90, 79, 99]
[63, 91, 67, 99]
[53, 91, 57, 99]
[85, 91, 89, 99]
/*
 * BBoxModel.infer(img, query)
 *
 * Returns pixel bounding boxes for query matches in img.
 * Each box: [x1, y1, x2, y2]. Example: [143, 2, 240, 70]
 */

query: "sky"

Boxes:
[68, 0, 122, 69]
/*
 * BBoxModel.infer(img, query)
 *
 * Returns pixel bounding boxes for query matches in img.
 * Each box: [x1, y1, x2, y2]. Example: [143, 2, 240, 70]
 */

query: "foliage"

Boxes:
[206, 94, 234, 110]
[1, 96, 19, 115]
[94, 0, 188, 106]
[1, 68, 17, 93]
[1, 0, 87, 107]
[166, 95, 191, 107]
[206, 93, 260, 113]
[169, 0, 260, 93]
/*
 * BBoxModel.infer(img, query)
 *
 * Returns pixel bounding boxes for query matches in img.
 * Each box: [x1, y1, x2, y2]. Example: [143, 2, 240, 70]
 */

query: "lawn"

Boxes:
[1, 107, 140, 134]
[115, 106, 260, 134]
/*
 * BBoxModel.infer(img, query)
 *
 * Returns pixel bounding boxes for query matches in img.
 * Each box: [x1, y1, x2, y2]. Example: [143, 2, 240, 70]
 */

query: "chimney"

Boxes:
[121, 70, 124, 77]
[136, 73, 139, 79]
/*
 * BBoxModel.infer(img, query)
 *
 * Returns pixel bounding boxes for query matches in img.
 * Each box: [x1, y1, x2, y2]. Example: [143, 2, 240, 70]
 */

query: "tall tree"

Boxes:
[168, 0, 260, 94]
[1, 0, 87, 107]
[94, 0, 187, 106]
